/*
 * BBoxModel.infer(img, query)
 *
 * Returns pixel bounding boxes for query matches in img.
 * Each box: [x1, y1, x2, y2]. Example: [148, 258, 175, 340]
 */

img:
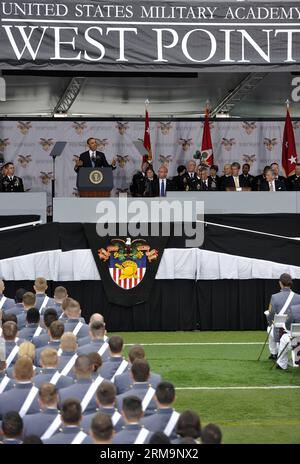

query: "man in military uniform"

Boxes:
[288, 163, 300, 191]
[116, 359, 156, 417]
[266, 273, 300, 359]
[90, 413, 114, 444]
[33, 277, 55, 312]
[130, 157, 150, 197]
[276, 303, 300, 370]
[34, 348, 74, 389]
[100, 336, 127, 380]
[32, 308, 58, 349]
[1, 411, 23, 444]
[114, 345, 161, 395]
[0, 162, 24, 192]
[42, 285, 67, 317]
[172, 165, 186, 191]
[22, 383, 60, 438]
[81, 380, 124, 433]
[57, 333, 78, 372]
[17, 291, 36, 330]
[77, 320, 109, 362]
[43, 398, 92, 444]
[18, 307, 40, 341]
[141, 382, 179, 441]
[63, 299, 89, 339]
[112, 396, 150, 444]
[0, 280, 15, 312]
[34, 320, 65, 366]
[77, 313, 107, 346]
[182, 160, 198, 191]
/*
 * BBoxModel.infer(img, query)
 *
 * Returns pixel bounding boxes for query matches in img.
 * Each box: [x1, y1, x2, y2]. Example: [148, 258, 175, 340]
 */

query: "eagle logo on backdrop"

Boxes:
[40, 171, 54, 185]
[17, 155, 32, 167]
[39, 138, 54, 151]
[116, 122, 129, 135]
[98, 238, 158, 290]
[221, 138, 236, 151]
[72, 122, 87, 135]
[158, 122, 173, 135]
[116, 155, 130, 168]
[96, 138, 109, 151]
[242, 122, 256, 135]
[17, 121, 32, 135]
[158, 155, 173, 167]
[179, 138, 193, 152]
[0, 138, 10, 151]
[242, 154, 256, 166]
[263, 137, 277, 151]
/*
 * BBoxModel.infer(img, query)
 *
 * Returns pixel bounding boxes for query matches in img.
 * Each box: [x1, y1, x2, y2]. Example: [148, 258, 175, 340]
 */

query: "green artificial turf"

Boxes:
[111, 331, 300, 444]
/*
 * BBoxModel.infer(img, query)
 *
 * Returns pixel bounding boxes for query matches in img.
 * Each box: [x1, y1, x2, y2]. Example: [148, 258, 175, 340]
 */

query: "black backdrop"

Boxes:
[4, 278, 300, 332]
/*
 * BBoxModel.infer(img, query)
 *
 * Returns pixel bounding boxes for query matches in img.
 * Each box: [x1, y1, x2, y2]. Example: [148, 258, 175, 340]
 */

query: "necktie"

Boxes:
[91, 152, 96, 167]
[160, 179, 165, 197]
[234, 176, 239, 189]
[269, 182, 274, 191]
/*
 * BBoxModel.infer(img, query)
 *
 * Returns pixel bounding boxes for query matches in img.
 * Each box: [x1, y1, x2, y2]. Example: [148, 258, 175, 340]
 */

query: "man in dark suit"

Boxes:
[182, 160, 198, 191]
[260, 169, 286, 191]
[240, 163, 254, 189]
[270, 162, 288, 188]
[144, 165, 174, 197]
[221, 162, 251, 191]
[195, 166, 217, 191]
[130, 157, 150, 197]
[253, 165, 270, 191]
[74, 137, 116, 173]
[288, 163, 300, 191]
[172, 165, 186, 191]
[0, 162, 24, 192]
[209, 164, 220, 190]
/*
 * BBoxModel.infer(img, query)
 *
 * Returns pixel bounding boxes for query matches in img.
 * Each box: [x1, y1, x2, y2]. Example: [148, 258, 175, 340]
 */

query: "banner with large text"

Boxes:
[0, 1, 300, 71]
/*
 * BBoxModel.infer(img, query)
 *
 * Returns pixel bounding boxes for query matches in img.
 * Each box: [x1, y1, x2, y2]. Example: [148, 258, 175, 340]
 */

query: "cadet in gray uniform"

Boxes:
[1, 411, 23, 444]
[32, 308, 58, 348]
[23, 383, 61, 438]
[33, 277, 55, 312]
[114, 345, 162, 395]
[2, 321, 19, 366]
[4, 288, 27, 316]
[116, 359, 156, 417]
[100, 336, 127, 380]
[17, 292, 36, 330]
[0, 358, 39, 419]
[171, 410, 201, 444]
[81, 380, 124, 433]
[141, 382, 179, 441]
[35, 320, 65, 366]
[18, 308, 41, 341]
[42, 286, 67, 317]
[77, 313, 107, 346]
[63, 299, 89, 339]
[266, 273, 300, 359]
[0, 280, 15, 311]
[90, 413, 114, 444]
[59, 355, 100, 414]
[43, 398, 92, 444]
[77, 321, 109, 362]
[0, 360, 13, 393]
[34, 348, 74, 390]
[276, 303, 300, 370]
[112, 396, 150, 444]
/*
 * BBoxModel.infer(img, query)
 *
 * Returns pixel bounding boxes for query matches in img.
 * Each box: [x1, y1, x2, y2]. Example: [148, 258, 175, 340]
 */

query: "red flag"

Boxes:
[143, 109, 152, 162]
[201, 108, 214, 166]
[282, 109, 298, 177]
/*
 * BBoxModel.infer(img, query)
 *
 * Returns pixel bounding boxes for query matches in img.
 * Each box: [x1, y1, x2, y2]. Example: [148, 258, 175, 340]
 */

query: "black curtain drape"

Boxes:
[4, 279, 300, 331]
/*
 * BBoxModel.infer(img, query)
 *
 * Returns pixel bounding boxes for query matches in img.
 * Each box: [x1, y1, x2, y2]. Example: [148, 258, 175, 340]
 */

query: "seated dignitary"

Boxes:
[90, 413, 114, 445]
[142, 165, 157, 197]
[112, 396, 150, 445]
[42, 286, 67, 317]
[77, 313, 108, 346]
[57, 333, 78, 373]
[59, 355, 103, 414]
[0, 358, 13, 394]
[288, 163, 300, 191]
[0, 358, 39, 419]
[209, 164, 221, 191]
[182, 160, 198, 191]
[130, 158, 150, 197]
[1, 411, 23, 444]
[0, 162, 24, 192]
[240, 163, 254, 189]
[0, 279, 15, 311]
[201, 423, 222, 444]
[100, 336, 128, 380]
[31, 307, 58, 348]
[18, 307, 41, 341]
[35, 320, 65, 366]
[22, 384, 60, 439]
[33, 277, 55, 313]
[17, 292, 36, 330]
[219, 163, 232, 191]
[114, 344, 162, 395]
[81, 380, 124, 434]
[2, 321, 20, 368]
[63, 299, 89, 338]
[252, 165, 270, 191]
[172, 410, 201, 444]
[172, 165, 186, 192]
[271, 162, 288, 188]
[34, 348, 74, 389]
[260, 168, 286, 191]
[43, 398, 92, 444]
[266, 273, 300, 359]
[276, 303, 300, 370]
[116, 359, 156, 417]
[77, 321, 109, 361]
[4, 288, 27, 316]
[141, 381, 179, 441]
[195, 166, 216, 191]
[221, 162, 250, 191]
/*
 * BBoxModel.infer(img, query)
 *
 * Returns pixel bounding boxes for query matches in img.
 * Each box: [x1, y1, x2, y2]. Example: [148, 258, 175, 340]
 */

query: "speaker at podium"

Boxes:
[77, 167, 113, 197]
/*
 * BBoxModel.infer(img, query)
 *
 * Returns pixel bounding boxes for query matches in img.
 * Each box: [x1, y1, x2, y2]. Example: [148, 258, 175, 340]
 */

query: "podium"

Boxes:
[77, 167, 113, 197]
